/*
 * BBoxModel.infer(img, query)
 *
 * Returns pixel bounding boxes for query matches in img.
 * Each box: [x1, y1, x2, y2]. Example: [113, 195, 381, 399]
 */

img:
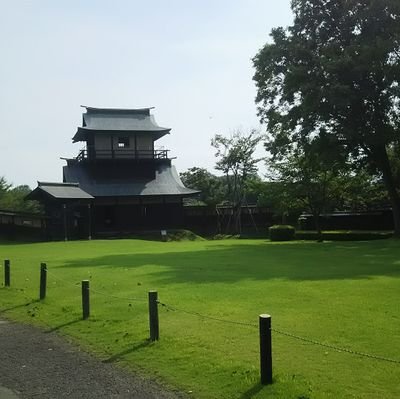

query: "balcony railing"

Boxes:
[75, 149, 169, 162]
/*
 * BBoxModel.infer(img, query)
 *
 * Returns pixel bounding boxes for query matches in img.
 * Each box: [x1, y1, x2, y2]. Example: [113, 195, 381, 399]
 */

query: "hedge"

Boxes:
[295, 230, 393, 241]
[268, 225, 296, 241]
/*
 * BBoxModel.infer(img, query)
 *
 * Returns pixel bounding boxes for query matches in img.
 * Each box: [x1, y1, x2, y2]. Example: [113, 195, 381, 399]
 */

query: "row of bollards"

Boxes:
[3, 259, 273, 385]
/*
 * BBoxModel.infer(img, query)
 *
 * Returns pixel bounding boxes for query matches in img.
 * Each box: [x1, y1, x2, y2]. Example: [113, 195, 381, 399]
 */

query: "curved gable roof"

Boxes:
[73, 106, 171, 142]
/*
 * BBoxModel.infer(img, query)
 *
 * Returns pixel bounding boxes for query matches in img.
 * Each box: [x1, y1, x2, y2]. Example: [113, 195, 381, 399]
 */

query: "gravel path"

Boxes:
[0, 319, 185, 399]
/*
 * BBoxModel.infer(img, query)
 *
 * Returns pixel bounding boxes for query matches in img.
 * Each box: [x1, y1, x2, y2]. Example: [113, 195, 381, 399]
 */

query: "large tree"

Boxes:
[268, 148, 352, 239]
[253, 0, 400, 234]
[211, 130, 263, 233]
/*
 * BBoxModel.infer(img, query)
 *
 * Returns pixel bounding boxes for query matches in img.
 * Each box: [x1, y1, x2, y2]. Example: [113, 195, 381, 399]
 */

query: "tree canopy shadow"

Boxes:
[57, 240, 400, 284]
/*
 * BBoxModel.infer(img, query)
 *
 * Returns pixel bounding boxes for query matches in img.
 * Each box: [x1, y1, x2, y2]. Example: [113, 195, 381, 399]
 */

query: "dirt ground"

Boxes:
[0, 319, 185, 399]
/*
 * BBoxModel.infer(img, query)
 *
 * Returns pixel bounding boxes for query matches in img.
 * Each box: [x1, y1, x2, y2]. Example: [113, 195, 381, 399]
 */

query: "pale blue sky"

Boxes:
[0, 1, 293, 187]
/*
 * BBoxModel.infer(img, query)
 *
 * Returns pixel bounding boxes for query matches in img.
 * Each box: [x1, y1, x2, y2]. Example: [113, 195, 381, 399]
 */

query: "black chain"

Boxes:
[45, 269, 80, 288]
[157, 301, 258, 328]
[41, 273, 400, 366]
[46, 269, 146, 303]
[158, 300, 400, 365]
[271, 328, 400, 364]
[89, 287, 146, 303]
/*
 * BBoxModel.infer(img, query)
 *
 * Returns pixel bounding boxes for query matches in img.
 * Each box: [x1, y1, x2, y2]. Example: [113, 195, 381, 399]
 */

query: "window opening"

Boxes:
[118, 137, 130, 148]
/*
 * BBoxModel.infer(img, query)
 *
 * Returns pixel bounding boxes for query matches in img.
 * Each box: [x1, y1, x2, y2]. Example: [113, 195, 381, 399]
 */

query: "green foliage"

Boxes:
[336, 169, 389, 210]
[253, 0, 400, 232]
[212, 130, 263, 179]
[0, 177, 42, 214]
[211, 130, 263, 233]
[266, 149, 350, 233]
[0, 176, 12, 193]
[1, 239, 400, 398]
[242, 175, 271, 206]
[257, 180, 304, 223]
[268, 224, 296, 241]
[180, 167, 225, 206]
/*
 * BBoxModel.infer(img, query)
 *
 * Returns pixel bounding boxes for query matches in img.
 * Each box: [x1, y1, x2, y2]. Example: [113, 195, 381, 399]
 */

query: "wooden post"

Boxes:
[4, 259, 10, 287]
[82, 280, 90, 320]
[259, 314, 272, 385]
[148, 290, 159, 341]
[39, 263, 47, 300]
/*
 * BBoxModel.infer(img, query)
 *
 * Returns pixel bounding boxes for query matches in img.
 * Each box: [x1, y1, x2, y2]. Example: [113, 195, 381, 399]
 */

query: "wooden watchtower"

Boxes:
[27, 106, 199, 239]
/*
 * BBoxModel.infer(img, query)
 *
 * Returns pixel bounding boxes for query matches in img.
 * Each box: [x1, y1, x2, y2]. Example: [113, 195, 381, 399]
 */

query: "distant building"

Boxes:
[27, 106, 199, 240]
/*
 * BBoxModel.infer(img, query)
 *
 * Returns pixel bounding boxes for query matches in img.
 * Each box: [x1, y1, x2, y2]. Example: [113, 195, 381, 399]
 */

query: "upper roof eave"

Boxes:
[72, 127, 171, 142]
[77, 126, 171, 133]
[81, 105, 155, 113]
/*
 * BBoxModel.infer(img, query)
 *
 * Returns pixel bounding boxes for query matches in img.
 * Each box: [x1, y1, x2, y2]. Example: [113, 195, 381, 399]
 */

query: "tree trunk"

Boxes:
[383, 179, 400, 237]
[313, 212, 323, 242]
[376, 146, 400, 237]
[235, 206, 242, 235]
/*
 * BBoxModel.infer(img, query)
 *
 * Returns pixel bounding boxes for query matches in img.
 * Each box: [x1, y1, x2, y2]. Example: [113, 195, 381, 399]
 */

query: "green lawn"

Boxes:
[0, 238, 399, 398]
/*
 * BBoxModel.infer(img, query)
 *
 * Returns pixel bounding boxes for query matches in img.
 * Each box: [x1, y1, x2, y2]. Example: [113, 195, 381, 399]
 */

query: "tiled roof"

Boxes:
[63, 163, 199, 197]
[26, 182, 94, 200]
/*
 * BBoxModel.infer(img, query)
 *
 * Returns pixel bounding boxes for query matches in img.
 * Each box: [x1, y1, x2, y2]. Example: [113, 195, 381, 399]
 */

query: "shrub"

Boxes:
[268, 225, 295, 241]
[295, 230, 392, 241]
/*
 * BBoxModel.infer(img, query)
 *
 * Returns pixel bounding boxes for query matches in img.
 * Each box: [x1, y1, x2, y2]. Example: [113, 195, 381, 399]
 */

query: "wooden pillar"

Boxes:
[134, 134, 137, 159]
[63, 203, 68, 241]
[87, 203, 92, 240]
[180, 197, 184, 226]
[162, 196, 167, 227]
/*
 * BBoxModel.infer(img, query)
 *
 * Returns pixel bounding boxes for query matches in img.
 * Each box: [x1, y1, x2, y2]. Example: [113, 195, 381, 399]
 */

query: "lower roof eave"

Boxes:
[89, 192, 200, 199]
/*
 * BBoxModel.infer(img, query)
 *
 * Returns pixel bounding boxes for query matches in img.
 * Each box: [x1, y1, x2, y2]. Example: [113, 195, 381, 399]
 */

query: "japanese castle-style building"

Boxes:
[27, 106, 199, 240]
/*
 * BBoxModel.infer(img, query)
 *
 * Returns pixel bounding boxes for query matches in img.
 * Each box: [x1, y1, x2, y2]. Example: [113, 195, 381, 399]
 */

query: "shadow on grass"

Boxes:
[102, 339, 151, 363]
[0, 299, 39, 314]
[58, 240, 400, 283]
[0, 239, 45, 246]
[238, 383, 264, 399]
[46, 318, 82, 333]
